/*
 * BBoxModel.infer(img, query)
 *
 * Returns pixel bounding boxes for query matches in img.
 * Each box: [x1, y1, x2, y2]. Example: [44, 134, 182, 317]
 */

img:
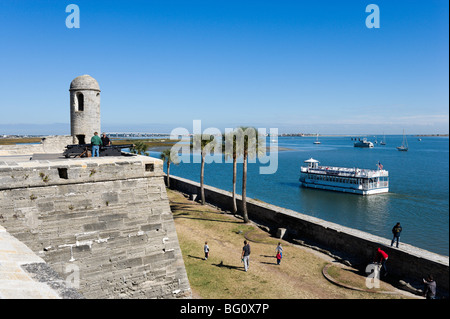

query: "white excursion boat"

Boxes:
[354, 138, 374, 148]
[299, 158, 389, 195]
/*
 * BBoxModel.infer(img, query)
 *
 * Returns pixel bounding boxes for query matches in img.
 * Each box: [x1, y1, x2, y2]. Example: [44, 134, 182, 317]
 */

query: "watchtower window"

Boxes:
[77, 93, 84, 111]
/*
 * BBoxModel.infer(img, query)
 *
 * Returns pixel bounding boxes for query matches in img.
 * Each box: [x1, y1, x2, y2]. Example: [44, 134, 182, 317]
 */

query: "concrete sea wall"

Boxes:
[0, 156, 191, 299]
[167, 175, 449, 294]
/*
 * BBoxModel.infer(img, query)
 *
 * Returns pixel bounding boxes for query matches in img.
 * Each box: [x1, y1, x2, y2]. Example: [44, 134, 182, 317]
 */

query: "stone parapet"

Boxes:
[0, 155, 162, 190]
[0, 136, 72, 156]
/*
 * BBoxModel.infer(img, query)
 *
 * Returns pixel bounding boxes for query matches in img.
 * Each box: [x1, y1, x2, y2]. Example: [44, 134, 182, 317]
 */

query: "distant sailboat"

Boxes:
[397, 130, 408, 151]
[313, 133, 321, 144]
[380, 133, 386, 145]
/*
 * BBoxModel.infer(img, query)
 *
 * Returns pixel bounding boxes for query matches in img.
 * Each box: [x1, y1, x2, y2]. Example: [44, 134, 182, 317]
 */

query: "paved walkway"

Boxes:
[0, 225, 61, 299]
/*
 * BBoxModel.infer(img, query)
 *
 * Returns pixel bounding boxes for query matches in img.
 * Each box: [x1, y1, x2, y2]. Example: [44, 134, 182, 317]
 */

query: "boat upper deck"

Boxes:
[301, 165, 388, 179]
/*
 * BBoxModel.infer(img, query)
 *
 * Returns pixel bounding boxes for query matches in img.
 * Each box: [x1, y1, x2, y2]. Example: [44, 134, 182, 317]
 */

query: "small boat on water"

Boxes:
[313, 133, 321, 144]
[380, 134, 386, 145]
[397, 130, 408, 151]
[354, 138, 374, 148]
[299, 158, 389, 195]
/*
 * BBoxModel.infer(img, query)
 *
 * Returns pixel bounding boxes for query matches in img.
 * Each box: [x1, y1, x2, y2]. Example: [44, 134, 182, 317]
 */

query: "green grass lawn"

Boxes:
[168, 189, 412, 299]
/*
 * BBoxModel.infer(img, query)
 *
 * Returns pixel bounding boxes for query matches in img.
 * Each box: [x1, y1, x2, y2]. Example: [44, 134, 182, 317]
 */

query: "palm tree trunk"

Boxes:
[232, 153, 237, 214]
[242, 151, 249, 223]
[200, 151, 205, 205]
[167, 161, 171, 188]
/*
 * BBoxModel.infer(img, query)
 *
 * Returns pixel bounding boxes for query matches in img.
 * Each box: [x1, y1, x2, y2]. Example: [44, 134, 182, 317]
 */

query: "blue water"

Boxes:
[153, 135, 449, 256]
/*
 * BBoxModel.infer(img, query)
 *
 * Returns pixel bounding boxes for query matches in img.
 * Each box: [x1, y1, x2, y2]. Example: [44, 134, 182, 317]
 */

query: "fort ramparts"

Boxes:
[0, 154, 191, 298]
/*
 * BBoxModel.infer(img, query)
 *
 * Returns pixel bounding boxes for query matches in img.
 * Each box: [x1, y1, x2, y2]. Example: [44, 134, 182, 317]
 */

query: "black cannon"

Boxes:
[63, 144, 135, 158]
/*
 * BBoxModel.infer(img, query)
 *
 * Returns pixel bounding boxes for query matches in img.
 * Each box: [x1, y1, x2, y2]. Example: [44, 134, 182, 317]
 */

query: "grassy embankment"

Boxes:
[168, 189, 414, 299]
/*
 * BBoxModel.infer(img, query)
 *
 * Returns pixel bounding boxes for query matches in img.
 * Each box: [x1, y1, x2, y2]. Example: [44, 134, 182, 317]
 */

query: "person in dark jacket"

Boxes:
[101, 133, 111, 146]
[391, 222, 402, 248]
[241, 240, 251, 272]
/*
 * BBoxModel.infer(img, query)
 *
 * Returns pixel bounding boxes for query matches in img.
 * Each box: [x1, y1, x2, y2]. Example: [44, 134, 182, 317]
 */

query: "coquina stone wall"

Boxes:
[0, 136, 72, 156]
[167, 175, 449, 294]
[0, 156, 191, 299]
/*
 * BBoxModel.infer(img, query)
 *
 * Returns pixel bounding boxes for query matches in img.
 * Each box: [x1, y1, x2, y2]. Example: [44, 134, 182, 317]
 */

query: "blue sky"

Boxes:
[0, 0, 448, 135]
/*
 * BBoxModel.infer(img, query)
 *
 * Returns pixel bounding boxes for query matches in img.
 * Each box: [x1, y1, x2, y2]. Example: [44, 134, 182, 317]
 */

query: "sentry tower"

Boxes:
[69, 75, 101, 144]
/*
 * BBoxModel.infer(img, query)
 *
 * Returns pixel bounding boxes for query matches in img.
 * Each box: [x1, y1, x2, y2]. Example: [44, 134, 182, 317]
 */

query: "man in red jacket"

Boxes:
[375, 247, 389, 276]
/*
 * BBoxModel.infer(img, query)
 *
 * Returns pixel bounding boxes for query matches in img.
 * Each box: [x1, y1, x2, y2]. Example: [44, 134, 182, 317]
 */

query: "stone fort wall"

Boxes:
[0, 155, 191, 299]
[0, 136, 73, 156]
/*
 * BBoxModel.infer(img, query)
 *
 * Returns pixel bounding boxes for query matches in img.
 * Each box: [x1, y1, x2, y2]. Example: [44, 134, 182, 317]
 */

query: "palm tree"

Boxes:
[160, 148, 179, 188]
[192, 134, 217, 205]
[235, 127, 265, 223]
[224, 130, 239, 214]
[130, 141, 149, 156]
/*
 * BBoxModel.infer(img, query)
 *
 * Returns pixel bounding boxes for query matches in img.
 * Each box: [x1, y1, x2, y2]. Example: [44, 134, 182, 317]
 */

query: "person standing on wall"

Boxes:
[101, 132, 111, 146]
[91, 132, 102, 157]
[241, 240, 251, 272]
[391, 222, 402, 248]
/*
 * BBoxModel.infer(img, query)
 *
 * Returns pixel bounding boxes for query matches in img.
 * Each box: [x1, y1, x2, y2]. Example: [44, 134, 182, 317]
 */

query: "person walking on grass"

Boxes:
[241, 240, 251, 272]
[275, 242, 283, 265]
[204, 241, 210, 260]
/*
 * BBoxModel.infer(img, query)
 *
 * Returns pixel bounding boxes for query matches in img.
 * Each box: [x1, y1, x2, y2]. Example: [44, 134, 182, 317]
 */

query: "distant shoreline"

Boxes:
[415, 134, 449, 137]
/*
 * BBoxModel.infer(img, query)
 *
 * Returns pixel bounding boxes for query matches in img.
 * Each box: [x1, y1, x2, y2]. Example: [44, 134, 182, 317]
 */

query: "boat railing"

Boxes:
[301, 166, 388, 178]
[364, 181, 389, 190]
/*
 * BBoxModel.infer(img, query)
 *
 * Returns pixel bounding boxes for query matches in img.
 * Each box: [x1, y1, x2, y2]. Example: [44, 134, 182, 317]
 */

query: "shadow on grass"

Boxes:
[213, 261, 246, 272]
[173, 215, 242, 224]
[187, 255, 246, 271]
[260, 254, 278, 265]
[188, 255, 206, 261]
